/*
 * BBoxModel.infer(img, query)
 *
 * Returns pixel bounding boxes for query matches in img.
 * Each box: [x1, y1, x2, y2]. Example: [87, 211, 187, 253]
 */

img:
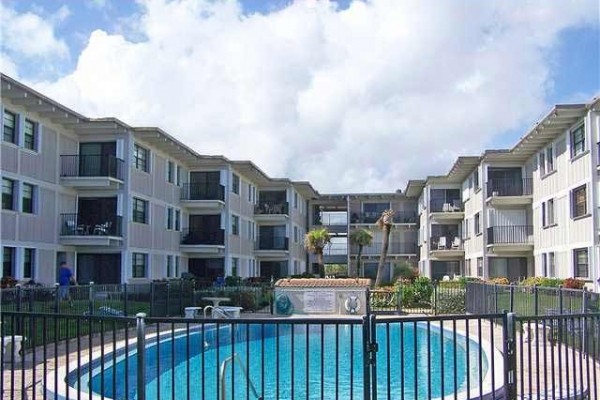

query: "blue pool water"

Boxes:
[71, 322, 488, 399]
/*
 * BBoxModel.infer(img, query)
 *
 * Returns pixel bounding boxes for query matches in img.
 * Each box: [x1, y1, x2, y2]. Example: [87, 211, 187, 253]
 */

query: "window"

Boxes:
[23, 119, 37, 151]
[231, 257, 239, 277]
[22, 183, 34, 213]
[541, 253, 547, 277]
[473, 169, 480, 191]
[133, 198, 148, 223]
[132, 253, 147, 278]
[247, 221, 254, 240]
[134, 144, 149, 172]
[294, 192, 298, 209]
[175, 209, 181, 231]
[176, 165, 182, 186]
[2, 178, 15, 210]
[570, 123, 585, 158]
[167, 161, 175, 183]
[175, 256, 180, 278]
[474, 213, 481, 235]
[248, 183, 252, 202]
[166, 255, 173, 277]
[547, 199, 554, 226]
[476, 257, 483, 277]
[546, 146, 554, 173]
[548, 252, 555, 277]
[573, 248, 588, 278]
[294, 226, 299, 243]
[571, 185, 587, 218]
[232, 173, 240, 194]
[232, 215, 239, 235]
[462, 219, 470, 240]
[3, 110, 16, 144]
[23, 248, 34, 278]
[166, 207, 173, 230]
[3, 247, 15, 277]
[539, 151, 546, 176]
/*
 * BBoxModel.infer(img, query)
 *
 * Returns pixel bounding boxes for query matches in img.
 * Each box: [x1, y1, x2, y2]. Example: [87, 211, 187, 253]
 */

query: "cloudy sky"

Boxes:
[1, 0, 599, 193]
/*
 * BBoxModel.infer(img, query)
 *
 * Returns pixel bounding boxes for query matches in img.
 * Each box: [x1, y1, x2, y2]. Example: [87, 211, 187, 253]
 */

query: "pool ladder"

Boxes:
[203, 305, 230, 319]
[219, 353, 262, 400]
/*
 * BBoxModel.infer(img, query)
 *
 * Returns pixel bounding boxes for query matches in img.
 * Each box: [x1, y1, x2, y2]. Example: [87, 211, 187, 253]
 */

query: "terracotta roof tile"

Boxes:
[274, 278, 371, 288]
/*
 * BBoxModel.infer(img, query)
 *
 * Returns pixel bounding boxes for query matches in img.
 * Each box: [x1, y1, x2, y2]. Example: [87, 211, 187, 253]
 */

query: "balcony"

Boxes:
[59, 214, 123, 246]
[255, 236, 289, 257]
[429, 235, 464, 259]
[60, 155, 124, 189]
[486, 178, 533, 206]
[486, 225, 533, 253]
[350, 242, 417, 257]
[180, 229, 225, 254]
[429, 199, 464, 221]
[254, 202, 289, 222]
[180, 184, 225, 211]
[350, 211, 417, 225]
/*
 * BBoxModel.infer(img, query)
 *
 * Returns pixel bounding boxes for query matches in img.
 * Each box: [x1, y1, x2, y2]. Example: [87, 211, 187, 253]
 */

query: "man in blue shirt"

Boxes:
[58, 261, 74, 306]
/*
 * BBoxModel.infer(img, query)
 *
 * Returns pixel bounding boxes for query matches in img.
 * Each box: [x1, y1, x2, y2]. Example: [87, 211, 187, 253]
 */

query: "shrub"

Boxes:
[520, 277, 564, 287]
[489, 277, 509, 285]
[393, 262, 417, 282]
[438, 280, 465, 289]
[399, 285, 416, 307]
[563, 278, 585, 289]
[435, 290, 466, 314]
[412, 277, 433, 304]
[458, 276, 482, 285]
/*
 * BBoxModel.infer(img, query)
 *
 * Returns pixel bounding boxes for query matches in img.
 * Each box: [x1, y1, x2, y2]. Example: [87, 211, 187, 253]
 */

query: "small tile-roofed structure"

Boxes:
[274, 278, 371, 288]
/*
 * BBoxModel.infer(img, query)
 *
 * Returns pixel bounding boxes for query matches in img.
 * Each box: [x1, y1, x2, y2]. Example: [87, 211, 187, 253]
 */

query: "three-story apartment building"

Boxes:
[1, 74, 317, 285]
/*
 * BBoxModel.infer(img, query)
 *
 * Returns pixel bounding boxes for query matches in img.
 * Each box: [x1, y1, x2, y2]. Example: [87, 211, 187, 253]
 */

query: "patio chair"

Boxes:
[437, 237, 447, 250]
[93, 221, 111, 235]
[451, 237, 461, 249]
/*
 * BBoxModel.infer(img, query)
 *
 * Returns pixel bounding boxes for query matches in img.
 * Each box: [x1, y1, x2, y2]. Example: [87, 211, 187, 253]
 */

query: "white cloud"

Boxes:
[29, 0, 599, 192]
[0, 3, 69, 61]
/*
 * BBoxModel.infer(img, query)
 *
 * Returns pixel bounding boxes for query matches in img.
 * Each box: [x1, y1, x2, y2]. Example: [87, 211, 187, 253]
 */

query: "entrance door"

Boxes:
[79, 142, 117, 177]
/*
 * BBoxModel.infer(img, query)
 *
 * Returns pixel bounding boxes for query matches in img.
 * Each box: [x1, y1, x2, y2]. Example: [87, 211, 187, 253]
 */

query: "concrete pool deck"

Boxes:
[3, 313, 599, 399]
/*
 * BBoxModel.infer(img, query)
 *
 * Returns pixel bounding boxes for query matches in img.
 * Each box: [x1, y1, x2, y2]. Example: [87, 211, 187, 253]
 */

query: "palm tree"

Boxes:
[349, 228, 373, 277]
[304, 228, 331, 278]
[374, 209, 395, 286]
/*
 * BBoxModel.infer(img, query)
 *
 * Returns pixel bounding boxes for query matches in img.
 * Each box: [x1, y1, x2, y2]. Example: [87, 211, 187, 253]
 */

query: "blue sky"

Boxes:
[1, 0, 599, 191]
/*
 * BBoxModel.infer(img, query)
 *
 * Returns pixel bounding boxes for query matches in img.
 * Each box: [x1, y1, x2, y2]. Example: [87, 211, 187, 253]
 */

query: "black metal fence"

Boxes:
[3, 310, 598, 399]
[466, 281, 600, 315]
[0, 281, 274, 317]
[368, 283, 467, 315]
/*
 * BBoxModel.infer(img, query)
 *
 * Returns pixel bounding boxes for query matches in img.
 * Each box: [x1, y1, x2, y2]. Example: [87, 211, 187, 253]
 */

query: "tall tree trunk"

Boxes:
[375, 225, 391, 286]
[317, 250, 325, 278]
[354, 245, 363, 278]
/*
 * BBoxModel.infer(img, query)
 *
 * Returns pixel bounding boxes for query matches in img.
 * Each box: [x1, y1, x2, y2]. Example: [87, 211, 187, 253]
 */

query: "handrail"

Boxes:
[219, 353, 262, 400]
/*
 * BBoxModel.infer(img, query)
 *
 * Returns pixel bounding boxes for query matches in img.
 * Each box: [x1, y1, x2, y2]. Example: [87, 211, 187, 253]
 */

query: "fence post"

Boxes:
[150, 281, 155, 317]
[361, 314, 373, 400]
[179, 279, 184, 314]
[433, 282, 438, 316]
[504, 312, 517, 400]
[509, 284, 514, 313]
[365, 288, 371, 316]
[533, 284, 539, 316]
[54, 283, 60, 313]
[15, 284, 22, 312]
[123, 283, 129, 316]
[136, 313, 147, 400]
[494, 283, 498, 314]
[582, 287, 588, 313]
[558, 285, 564, 314]
[89, 282, 95, 315]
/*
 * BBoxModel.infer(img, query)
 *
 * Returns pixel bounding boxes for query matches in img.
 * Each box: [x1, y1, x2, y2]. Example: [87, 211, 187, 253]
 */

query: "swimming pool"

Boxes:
[64, 321, 498, 400]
